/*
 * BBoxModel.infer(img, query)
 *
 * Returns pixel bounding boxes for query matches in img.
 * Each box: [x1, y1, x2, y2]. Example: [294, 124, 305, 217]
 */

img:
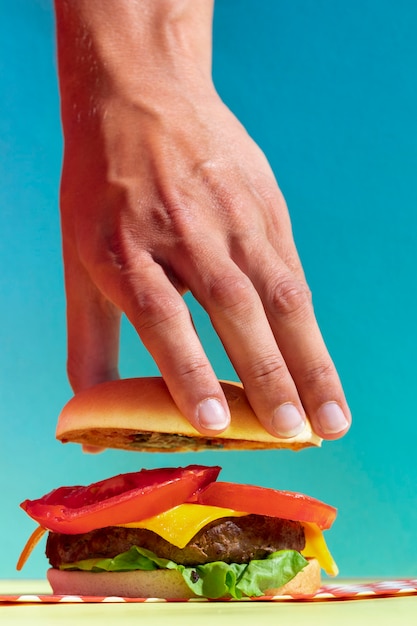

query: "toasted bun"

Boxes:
[56, 377, 321, 452]
[47, 559, 321, 599]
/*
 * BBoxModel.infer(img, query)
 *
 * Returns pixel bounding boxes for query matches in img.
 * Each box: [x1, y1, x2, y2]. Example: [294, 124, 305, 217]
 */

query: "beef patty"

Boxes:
[46, 514, 305, 568]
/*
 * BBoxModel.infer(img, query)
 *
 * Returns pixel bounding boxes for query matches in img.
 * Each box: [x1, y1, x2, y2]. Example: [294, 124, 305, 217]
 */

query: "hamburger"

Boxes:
[54, 377, 322, 452]
[18, 464, 338, 599]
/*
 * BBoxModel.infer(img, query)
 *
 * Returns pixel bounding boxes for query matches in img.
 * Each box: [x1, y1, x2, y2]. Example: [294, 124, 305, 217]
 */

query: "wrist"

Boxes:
[54, 0, 215, 110]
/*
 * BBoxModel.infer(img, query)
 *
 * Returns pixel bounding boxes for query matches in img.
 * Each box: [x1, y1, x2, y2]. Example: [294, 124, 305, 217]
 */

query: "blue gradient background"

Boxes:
[1, 1, 416, 580]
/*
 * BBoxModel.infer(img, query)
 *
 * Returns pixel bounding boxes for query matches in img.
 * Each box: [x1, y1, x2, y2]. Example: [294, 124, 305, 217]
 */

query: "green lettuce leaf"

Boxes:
[61, 546, 177, 573]
[179, 560, 247, 599]
[237, 550, 308, 597]
[60, 546, 308, 599]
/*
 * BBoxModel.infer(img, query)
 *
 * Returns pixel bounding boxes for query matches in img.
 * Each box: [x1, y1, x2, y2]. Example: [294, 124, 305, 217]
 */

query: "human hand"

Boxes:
[55, 0, 351, 441]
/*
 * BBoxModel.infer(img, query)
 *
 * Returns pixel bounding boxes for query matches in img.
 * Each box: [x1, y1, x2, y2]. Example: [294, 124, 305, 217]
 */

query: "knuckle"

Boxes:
[301, 360, 336, 388]
[207, 272, 254, 312]
[175, 360, 214, 381]
[133, 287, 186, 331]
[246, 355, 289, 387]
[76, 225, 128, 278]
[270, 277, 312, 319]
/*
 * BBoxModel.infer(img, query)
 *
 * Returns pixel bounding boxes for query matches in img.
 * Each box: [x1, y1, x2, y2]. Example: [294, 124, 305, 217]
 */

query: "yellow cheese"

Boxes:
[301, 522, 339, 576]
[118, 503, 248, 548]
[119, 505, 338, 576]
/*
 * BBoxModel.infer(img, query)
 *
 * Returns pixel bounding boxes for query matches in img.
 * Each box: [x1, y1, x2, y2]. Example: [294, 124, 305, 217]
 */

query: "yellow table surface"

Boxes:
[1, 580, 416, 626]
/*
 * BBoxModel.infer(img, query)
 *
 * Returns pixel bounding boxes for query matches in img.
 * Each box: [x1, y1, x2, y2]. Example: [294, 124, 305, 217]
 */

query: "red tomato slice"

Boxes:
[20, 465, 220, 534]
[194, 481, 337, 530]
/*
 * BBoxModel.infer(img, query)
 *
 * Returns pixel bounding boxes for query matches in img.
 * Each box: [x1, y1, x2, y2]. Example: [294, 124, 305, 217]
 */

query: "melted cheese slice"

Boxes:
[302, 521, 339, 576]
[118, 503, 338, 576]
[118, 503, 248, 548]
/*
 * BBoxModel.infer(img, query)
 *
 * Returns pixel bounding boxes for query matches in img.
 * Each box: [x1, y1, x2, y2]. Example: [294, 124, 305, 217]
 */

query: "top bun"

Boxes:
[56, 377, 321, 452]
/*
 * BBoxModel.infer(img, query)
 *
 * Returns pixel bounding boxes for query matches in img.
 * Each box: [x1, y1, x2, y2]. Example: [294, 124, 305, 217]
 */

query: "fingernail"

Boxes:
[197, 398, 230, 431]
[272, 403, 305, 438]
[316, 402, 349, 434]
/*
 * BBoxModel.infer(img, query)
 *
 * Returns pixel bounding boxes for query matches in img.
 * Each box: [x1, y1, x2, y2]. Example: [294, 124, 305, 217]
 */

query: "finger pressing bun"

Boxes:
[56, 377, 321, 452]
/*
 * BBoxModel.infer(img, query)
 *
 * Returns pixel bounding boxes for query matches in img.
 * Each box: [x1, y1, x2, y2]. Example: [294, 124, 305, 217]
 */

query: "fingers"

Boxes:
[64, 250, 122, 393]
[181, 257, 305, 438]
[65, 217, 350, 442]
[249, 247, 351, 440]
[64, 249, 123, 454]
[105, 254, 231, 435]
[65, 238, 231, 437]
[179, 243, 350, 441]
[66, 240, 349, 441]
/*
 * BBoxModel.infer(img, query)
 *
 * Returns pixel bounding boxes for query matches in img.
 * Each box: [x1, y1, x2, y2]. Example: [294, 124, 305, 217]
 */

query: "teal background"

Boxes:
[1, 0, 416, 580]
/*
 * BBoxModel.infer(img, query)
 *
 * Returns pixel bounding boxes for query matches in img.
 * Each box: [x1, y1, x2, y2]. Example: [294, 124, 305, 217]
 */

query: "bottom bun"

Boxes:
[47, 559, 321, 599]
